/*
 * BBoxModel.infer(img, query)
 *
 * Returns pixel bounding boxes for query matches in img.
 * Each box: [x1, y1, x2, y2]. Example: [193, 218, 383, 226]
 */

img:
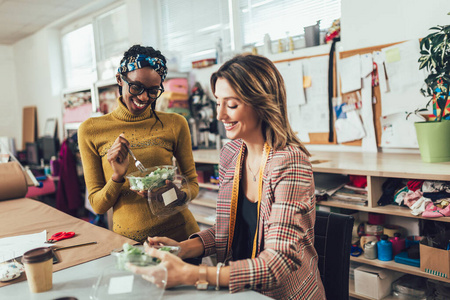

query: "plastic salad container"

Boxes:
[127, 165, 177, 192]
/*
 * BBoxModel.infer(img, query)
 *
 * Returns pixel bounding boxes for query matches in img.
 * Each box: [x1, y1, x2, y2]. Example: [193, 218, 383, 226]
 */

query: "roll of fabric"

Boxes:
[0, 162, 28, 201]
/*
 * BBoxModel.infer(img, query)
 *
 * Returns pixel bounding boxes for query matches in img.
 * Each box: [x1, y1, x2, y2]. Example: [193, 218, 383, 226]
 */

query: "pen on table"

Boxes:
[52, 241, 97, 251]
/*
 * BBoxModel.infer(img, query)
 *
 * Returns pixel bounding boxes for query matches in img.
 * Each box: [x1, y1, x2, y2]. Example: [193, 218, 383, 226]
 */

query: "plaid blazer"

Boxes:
[194, 139, 325, 299]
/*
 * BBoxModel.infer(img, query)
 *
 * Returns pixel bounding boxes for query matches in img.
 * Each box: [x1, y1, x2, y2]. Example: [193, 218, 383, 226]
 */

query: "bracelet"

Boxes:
[216, 262, 224, 291]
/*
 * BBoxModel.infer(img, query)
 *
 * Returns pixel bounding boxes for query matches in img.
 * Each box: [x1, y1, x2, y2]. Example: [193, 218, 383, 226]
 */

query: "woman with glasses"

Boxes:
[78, 45, 200, 244]
[127, 54, 325, 299]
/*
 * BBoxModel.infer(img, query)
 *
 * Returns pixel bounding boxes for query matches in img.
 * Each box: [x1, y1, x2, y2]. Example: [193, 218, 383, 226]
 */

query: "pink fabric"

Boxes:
[403, 190, 423, 208]
[422, 202, 450, 218]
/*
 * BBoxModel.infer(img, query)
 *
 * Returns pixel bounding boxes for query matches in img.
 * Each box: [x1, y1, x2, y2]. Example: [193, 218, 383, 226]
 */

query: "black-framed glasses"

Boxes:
[121, 75, 164, 100]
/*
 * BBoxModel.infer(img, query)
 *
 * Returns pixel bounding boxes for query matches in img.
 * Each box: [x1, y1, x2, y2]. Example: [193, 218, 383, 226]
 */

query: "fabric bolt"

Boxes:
[348, 175, 367, 188]
[422, 181, 450, 193]
[378, 178, 404, 206]
[78, 97, 199, 243]
[192, 139, 325, 299]
[422, 201, 450, 218]
[403, 190, 424, 208]
[423, 191, 450, 202]
[410, 197, 432, 216]
[407, 180, 424, 192]
[394, 186, 410, 205]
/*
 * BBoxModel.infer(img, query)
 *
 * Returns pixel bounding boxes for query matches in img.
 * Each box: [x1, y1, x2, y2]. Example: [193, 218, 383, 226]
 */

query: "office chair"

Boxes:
[314, 210, 354, 300]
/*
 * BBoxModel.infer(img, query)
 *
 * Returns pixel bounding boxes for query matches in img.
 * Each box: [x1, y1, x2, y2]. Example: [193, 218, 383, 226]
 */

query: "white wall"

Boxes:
[341, 0, 450, 51]
[13, 29, 64, 149]
[0, 45, 21, 150]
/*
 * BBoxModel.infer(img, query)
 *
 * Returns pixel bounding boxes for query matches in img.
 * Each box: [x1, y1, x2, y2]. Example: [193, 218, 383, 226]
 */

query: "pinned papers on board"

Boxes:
[339, 54, 362, 94]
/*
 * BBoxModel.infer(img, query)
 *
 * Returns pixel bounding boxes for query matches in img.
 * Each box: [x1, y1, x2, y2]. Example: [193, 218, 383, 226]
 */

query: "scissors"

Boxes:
[46, 231, 75, 243]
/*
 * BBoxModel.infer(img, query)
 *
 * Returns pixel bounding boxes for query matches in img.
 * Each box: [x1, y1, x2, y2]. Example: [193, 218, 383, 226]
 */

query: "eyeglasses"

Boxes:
[121, 76, 164, 100]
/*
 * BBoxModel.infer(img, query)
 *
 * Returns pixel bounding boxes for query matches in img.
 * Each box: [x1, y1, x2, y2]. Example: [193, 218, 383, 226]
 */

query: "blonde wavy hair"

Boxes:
[210, 53, 310, 155]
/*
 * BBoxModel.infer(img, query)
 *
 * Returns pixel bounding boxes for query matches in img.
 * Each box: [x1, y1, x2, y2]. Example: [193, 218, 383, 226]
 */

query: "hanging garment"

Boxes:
[56, 139, 82, 216]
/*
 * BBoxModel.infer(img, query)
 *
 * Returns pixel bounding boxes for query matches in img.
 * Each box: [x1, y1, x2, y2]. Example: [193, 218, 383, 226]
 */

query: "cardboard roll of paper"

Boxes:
[0, 162, 27, 201]
[352, 220, 362, 238]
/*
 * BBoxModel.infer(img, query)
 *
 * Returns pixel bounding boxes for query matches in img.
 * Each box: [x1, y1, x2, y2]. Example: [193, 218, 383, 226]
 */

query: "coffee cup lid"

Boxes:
[22, 247, 53, 264]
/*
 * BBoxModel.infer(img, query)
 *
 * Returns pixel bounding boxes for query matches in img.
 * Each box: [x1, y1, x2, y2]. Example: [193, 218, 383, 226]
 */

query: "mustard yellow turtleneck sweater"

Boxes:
[78, 97, 199, 243]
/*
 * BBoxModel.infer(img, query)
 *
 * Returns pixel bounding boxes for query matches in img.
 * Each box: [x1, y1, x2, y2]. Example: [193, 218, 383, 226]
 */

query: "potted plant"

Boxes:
[413, 15, 450, 162]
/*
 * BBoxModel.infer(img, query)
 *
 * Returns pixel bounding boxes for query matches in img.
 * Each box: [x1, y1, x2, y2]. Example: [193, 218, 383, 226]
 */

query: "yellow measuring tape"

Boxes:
[227, 143, 271, 259]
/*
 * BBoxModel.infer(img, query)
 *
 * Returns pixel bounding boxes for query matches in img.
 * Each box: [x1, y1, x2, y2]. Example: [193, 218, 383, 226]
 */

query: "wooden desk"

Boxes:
[0, 198, 135, 288]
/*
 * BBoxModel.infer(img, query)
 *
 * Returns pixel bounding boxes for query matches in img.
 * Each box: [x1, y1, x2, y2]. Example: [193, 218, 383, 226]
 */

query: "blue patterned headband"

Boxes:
[118, 54, 168, 82]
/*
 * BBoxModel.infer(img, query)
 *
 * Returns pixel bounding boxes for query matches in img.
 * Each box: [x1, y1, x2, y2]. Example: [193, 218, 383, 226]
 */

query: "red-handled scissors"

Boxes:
[46, 231, 75, 243]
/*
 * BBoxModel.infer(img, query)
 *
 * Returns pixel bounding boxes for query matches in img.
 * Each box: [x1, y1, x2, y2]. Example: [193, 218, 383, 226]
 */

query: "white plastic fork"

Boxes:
[128, 147, 146, 172]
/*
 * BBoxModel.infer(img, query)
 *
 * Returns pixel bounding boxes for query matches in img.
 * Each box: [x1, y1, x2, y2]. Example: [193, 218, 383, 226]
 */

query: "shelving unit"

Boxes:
[312, 150, 450, 299]
[189, 149, 221, 228]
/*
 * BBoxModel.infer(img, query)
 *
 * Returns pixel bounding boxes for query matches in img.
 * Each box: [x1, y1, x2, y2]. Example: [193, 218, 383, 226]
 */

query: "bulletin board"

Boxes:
[273, 53, 335, 145]
[273, 41, 410, 147]
[338, 41, 402, 147]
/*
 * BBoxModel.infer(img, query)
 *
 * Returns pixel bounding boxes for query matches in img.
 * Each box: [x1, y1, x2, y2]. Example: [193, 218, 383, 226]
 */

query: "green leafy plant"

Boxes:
[416, 14, 450, 122]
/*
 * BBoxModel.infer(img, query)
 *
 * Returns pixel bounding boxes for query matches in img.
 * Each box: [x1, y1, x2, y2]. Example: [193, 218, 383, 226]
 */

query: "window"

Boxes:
[61, 24, 97, 89]
[94, 4, 129, 80]
[239, 0, 341, 47]
[160, 0, 231, 71]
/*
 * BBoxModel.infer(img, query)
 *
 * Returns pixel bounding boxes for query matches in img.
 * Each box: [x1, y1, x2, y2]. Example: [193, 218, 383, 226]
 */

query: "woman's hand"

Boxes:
[107, 133, 130, 182]
[127, 248, 198, 288]
[146, 236, 180, 248]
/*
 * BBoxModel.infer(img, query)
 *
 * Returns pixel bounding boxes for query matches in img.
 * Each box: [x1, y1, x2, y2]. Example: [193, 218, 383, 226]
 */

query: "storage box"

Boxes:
[164, 78, 188, 94]
[354, 265, 402, 299]
[420, 235, 450, 278]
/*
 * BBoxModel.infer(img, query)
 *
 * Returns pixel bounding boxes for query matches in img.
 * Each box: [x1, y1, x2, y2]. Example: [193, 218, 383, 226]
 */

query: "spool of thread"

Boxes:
[368, 213, 385, 225]
[365, 223, 384, 236]
[360, 235, 378, 249]
[383, 224, 403, 237]
[364, 241, 378, 259]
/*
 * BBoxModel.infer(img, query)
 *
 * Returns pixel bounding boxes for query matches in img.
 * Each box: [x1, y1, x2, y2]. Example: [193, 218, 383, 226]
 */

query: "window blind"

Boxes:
[160, 0, 231, 71]
[239, 0, 341, 46]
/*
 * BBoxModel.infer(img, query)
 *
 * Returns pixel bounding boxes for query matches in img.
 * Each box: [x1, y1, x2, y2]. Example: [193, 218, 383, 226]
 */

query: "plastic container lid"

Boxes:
[22, 247, 53, 264]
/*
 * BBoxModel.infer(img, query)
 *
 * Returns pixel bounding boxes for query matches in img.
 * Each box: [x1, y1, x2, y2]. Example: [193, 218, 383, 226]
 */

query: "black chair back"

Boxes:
[314, 210, 354, 300]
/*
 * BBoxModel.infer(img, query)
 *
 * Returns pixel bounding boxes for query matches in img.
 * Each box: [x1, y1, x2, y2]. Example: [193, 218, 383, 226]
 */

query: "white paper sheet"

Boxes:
[339, 54, 362, 94]
[334, 104, 366, 143]
[277, 60, 306, 106]
[378, 40, 428, 116]
[380, 112, 422, 148]
[300, 56, 330, 133]
[0, 230, 49, 263]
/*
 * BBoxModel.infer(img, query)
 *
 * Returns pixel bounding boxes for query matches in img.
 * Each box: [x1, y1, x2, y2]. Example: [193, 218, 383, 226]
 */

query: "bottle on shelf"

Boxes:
[377, 234, 393, 261]
[391, 232, 406, 257]
[364, 240, 378, 260]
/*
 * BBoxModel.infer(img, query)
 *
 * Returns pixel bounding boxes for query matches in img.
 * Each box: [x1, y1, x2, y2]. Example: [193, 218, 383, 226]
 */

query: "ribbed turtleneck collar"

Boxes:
[111, 96, 153, 122]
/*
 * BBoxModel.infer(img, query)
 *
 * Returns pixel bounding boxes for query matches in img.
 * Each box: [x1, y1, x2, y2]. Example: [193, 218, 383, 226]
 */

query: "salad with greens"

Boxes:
[127, 166, 176, 191]
[113, 243, 180, 270]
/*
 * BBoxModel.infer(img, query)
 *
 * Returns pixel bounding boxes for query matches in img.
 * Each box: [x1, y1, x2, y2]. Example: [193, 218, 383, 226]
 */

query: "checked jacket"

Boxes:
[193, 139, 326, 299]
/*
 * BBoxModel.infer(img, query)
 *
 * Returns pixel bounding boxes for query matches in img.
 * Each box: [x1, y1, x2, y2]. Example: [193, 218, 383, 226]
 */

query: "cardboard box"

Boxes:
[354, 265, 402, 299]
[420, 234, 450, 279]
